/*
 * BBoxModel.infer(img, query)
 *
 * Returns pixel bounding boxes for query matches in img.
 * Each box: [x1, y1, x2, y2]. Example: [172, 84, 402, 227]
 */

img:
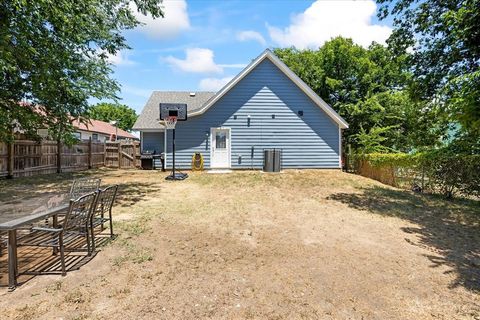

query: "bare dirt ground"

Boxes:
[0, 169, 479, 319]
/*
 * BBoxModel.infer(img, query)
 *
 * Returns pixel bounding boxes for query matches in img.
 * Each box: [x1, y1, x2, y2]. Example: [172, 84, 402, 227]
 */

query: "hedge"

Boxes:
[352, 151, 480, 199]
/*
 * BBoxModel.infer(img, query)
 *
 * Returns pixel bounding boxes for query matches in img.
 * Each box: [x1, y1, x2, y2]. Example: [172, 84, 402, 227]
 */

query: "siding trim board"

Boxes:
[338, 127, 342, 168]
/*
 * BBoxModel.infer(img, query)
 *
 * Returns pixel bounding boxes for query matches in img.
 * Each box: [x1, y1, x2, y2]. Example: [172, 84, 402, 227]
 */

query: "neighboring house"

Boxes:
[133, 49, 348, 169]
[14, 101, 138, 142]
[71, 119, 138, 142]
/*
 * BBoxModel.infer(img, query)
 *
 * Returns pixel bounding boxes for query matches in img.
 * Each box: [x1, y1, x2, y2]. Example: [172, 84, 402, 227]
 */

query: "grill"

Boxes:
[140, 151, 165, 171]
[141, 150, 155, 170]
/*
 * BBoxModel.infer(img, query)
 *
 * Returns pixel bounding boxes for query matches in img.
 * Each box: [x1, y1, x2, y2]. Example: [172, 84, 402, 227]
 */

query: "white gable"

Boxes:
[190, 49, 349, 129]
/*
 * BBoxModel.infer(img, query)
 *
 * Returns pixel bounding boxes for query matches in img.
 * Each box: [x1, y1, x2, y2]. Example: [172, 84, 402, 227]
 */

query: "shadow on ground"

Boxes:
[0, 168, 159, 289]
[0, 234, 113, 288]
[0, 169, 161, 208]
[115, 181, 160, 208]
[327, 186, 480, 293]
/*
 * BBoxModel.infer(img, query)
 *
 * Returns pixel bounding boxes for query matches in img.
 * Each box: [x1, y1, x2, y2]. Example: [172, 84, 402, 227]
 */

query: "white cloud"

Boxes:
[121, 85, 153, 98]
[164, 48, 223, 74]
[107, 51, 136, 66]
[237, 30, 267, 46]
[199, 76, 234, 91]
[218, 63, 247, 69]
[133, 0, 190, 39]
[267, 0, 391, 49]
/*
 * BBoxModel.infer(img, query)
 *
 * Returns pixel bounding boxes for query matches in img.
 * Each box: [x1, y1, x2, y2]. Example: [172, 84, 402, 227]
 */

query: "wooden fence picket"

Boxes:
[0, 139, 140, 179]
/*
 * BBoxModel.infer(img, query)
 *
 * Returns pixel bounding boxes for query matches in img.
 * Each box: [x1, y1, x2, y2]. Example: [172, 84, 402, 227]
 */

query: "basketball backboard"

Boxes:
[159, 103, 188, 121]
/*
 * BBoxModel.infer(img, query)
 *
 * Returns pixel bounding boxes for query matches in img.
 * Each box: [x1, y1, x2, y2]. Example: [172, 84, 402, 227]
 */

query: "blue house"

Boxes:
[133, 49, 348, 170]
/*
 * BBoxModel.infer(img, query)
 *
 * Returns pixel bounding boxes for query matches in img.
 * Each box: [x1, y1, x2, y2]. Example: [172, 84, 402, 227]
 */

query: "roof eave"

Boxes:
[189, 49, 349, 129]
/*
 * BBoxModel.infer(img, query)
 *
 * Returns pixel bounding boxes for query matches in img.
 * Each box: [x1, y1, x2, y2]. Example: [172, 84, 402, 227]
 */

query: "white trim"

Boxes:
[210, 127, 231, 169]
[338, 127, 342, 169]
[137, 128, 165, 132]
[189, 49, 349, 129]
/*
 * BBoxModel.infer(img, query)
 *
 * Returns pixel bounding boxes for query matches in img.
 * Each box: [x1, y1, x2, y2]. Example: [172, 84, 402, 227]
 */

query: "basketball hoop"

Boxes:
[159, 103, 188, 181]
[163, 116, 177, 130]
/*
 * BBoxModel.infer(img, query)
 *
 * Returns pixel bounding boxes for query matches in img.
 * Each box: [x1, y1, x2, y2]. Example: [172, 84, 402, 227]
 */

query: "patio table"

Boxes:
[0, 198, 69, 290]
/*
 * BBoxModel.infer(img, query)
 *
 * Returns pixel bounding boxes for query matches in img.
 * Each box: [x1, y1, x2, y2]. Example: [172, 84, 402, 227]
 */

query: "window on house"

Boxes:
[215, 131, 227, 149]
[92, 133, 98, 141]
[73, 132, 81, 140]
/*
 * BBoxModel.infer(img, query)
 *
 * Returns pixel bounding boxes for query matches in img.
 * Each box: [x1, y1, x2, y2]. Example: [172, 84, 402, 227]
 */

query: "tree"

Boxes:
[377, 0, 480, 138]
[274, 37, 446, 152]
[89, 103, 138, 131]
[0, 0, 163, 142]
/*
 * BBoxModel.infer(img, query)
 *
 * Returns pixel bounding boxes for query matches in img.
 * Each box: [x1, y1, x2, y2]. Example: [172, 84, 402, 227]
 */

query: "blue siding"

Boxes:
[164, 59, 340, 169]
[142, 132, 164, 154]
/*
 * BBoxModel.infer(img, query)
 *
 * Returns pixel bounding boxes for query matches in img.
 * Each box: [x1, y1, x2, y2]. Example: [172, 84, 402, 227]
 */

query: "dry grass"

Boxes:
[0, 168, 479, 319]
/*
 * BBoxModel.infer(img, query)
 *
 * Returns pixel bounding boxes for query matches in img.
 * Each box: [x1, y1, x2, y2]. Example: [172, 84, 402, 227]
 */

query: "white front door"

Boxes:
[210, 128, 231, 168]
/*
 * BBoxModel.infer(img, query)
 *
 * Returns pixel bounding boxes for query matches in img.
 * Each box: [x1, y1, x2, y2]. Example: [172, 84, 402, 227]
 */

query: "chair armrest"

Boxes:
[32, 226, 63, 233]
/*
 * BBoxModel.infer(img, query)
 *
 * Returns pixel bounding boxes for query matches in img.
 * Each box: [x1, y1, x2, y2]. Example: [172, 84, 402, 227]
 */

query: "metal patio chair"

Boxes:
[70, 178, 101, 200]
[89, 185, 118, 251]
[38, 177, 101, 227]
[17, 192, 98, 276]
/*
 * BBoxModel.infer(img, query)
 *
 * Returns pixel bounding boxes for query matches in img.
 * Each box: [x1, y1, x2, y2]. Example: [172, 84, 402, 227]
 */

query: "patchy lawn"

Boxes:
[0, 168, 479, 319]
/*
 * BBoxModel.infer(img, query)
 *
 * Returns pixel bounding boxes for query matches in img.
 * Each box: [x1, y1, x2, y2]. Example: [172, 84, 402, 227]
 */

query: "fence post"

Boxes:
[6, 141, 14, 179]
[118, 141, 121, 169]
[103, 141, 107, 167]
[132, 141, 137, 168]
[88, 137, 92, 169]
[56, 139, 62, 173]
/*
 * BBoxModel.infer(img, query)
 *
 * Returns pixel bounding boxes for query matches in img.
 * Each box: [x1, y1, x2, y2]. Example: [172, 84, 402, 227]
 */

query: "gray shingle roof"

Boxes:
[133, 91, 215, 130]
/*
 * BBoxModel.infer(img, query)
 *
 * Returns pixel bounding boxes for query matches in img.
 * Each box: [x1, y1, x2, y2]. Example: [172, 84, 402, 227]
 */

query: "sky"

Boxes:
[108, 0, 394, 114]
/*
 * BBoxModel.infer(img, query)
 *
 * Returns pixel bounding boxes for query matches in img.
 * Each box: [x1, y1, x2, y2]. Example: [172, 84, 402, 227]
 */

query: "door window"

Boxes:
[215, 131, 227, 149]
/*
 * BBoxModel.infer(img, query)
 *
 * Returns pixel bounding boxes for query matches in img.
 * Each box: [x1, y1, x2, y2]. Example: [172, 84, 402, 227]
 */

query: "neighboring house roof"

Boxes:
[134, 49, 349, 130]
[133, 91, 215, 130]
[73, 119, 137, 139]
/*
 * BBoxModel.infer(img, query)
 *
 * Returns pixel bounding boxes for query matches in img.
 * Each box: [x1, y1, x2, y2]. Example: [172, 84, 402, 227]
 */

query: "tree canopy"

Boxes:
[377, 0, 480, 138]
[89, 103, 138, 131]
[274, 37, 446, 153]
[0, 0, 163, 142]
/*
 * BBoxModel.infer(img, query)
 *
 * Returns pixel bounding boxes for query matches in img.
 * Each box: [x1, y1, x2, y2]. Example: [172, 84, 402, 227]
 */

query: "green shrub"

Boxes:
[353, 150, 480, 199]
[421, 151, 480, 198]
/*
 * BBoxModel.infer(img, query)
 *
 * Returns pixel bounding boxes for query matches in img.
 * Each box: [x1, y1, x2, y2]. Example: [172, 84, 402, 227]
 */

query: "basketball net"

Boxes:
[163, 116, 177, 130]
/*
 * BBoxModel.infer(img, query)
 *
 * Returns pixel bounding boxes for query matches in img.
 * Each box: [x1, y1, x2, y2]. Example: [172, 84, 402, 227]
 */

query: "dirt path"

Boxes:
[0, 169, 479, 319]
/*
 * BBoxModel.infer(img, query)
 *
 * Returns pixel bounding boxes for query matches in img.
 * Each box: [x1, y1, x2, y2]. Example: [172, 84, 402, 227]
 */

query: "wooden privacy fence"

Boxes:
[0, 139, 140, 178]
[104, 141, 140, 169]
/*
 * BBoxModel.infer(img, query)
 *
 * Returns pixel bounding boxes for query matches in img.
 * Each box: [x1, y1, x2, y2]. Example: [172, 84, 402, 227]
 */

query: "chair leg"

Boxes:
[90, 222, 96, 252]
[86, 231, 91, 256]
[53, 215, 59, 255]
[59, 233, 66, 276]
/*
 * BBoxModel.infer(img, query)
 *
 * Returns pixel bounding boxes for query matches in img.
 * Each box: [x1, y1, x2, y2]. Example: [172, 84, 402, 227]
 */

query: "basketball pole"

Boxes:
[165, 122, 187, 181]
[172, 127, 176, 179]
[160, 102, 188, 181]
